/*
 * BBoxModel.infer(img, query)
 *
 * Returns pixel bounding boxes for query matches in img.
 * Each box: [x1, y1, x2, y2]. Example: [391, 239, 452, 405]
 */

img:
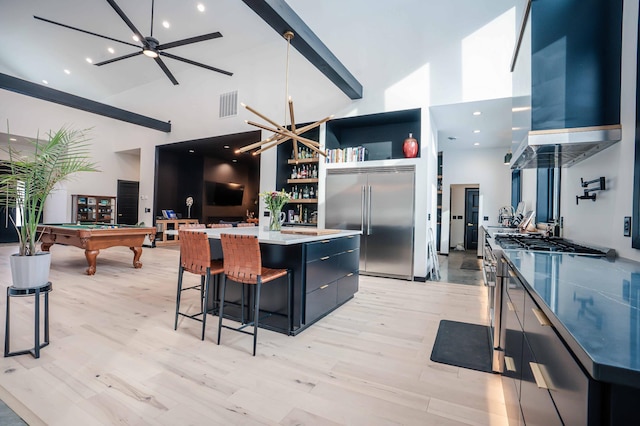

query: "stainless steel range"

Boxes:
[482, 227, 614, 373]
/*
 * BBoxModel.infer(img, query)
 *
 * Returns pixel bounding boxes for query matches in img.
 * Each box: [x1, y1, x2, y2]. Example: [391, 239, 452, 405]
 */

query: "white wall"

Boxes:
[520, 0, 639, 261]
[441, 147, 513, 255]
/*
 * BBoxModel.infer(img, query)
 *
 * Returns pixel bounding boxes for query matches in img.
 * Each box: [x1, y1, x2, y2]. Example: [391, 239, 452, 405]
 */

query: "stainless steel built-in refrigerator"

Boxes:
[326, 166, 415, 280]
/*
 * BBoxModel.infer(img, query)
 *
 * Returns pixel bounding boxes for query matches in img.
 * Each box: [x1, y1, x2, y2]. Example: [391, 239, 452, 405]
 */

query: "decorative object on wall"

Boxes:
[402, 133, 418, 158]
[504, 150, 513, 165]
[576, 177, 606, 204]
[260, 190, 291, 231]
[236, 31, 333, 161]
[34, 0, 232, 85]
[185, 196, 193, 218]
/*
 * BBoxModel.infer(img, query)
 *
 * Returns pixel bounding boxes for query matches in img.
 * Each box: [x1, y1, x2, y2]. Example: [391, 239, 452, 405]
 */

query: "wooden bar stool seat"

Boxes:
[174, 229, 224, 340]
[217, 234, 292, 356]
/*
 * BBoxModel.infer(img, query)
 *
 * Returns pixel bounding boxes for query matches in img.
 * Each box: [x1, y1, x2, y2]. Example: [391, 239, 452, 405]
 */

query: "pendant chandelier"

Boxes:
[236, 31, 332, 161]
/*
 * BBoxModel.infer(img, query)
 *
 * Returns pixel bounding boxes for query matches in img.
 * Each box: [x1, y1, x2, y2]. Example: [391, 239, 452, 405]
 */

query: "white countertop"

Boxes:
[165, 227, 361, 245]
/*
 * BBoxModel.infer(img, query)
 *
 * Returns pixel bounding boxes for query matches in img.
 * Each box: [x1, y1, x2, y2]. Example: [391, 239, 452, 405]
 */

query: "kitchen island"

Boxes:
[170, 227, 361, 335]
[502, 249, 640, 425]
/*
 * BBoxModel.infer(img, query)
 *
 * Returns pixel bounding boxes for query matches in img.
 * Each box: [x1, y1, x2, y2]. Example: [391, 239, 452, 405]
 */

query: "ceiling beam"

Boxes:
[0, 73, 171, 133]
[241, 0, 363, 100]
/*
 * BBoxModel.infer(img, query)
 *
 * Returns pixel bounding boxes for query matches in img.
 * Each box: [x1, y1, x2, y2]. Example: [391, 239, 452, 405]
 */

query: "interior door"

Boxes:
[117, 180, 139, 225]
[465, 188, 479, 250]
[365, 170, 415, 279]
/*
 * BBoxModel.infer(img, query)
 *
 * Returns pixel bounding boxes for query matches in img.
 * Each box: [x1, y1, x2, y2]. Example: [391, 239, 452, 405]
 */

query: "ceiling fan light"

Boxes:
[143, 48, 159, 58]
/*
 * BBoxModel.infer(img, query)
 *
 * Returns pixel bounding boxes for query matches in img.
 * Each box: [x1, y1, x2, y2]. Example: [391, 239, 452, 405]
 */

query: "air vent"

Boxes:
[219, 90, 238, 118]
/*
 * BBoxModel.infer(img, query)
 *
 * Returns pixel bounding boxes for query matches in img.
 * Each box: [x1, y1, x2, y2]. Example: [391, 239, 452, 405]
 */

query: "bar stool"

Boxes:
[217, 234, 292, 356]
[174, 230, 224, 340]
[5, 282, 52, 359]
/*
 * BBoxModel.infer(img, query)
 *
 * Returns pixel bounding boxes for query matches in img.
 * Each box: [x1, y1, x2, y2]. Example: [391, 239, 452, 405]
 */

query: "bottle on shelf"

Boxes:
[291, 166, 297, 179]
[303, 186, 310, 199]
[292, 185, 298, 199]
[310, 186, 315, 199]
[312, 164, 318, 178]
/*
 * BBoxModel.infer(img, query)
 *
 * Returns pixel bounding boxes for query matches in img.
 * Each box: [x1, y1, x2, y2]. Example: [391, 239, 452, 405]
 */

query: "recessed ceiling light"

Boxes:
[512, 106, 531, 112]
[223, 145, 230, 149]
[188, 149, 195, 153]
[86, 57, 93, 64]
[64, 69, 70, 75]
[474, 142, 480, 146]
[232, 159, 238, 163]
[162, 20, 170, 29]
[473, 111, 481, 116]
[9, 137, 17, 142]
[42, 80, 48, 84]
[473, 130, 480, 133]
[197, 3, 205, 12]
[132, 34, 140, 42]
[108, 47, 115, 54]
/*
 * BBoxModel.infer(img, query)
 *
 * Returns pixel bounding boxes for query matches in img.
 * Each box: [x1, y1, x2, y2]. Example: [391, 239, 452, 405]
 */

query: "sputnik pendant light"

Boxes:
[236, 31, 332, 161]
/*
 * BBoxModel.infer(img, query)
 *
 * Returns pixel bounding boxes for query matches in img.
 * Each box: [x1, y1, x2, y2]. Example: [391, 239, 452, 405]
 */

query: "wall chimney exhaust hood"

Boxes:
[510, 125, 621, 169]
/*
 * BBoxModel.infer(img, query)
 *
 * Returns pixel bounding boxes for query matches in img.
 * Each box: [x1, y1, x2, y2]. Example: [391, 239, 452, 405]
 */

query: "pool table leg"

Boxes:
[84, 250, 99, 275]
[130, 246, 143, 269]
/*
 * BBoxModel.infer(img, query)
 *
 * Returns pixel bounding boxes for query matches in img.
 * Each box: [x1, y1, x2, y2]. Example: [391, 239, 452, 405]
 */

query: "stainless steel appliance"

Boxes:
[326, 166, 415, 280]
[482, 228, 614, 373]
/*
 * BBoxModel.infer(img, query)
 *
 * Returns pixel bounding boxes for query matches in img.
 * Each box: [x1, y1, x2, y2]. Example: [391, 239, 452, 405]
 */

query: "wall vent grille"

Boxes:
[219, 90, 238, 118]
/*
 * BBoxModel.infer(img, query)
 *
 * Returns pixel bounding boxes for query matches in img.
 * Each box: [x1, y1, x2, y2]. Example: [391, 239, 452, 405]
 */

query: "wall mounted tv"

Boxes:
[205, 181, 245, 206]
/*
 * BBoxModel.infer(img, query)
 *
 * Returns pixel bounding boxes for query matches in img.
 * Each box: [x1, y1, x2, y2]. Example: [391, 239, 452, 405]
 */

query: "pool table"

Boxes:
[37, 224, 156, 275]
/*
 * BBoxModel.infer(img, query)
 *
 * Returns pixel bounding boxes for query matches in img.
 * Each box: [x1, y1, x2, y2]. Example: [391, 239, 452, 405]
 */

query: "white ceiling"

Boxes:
[0, 0, 515, 152]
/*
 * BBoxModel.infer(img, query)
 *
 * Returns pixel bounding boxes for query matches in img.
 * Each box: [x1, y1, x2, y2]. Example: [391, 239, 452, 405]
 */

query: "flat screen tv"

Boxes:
[205, 181, 244, 206]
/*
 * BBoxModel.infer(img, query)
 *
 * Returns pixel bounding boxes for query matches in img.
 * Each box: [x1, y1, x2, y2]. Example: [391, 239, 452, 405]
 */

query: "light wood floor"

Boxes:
[0, 243, 508, 425]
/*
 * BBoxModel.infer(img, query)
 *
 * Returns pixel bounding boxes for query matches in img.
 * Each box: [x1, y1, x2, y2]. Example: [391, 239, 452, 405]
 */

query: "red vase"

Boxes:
[403, 133, 418, 158]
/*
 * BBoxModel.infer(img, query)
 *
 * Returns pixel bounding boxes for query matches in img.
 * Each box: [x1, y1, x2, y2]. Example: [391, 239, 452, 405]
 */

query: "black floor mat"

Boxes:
[430, 320, 492, 373]
[460, 259, 481, 270]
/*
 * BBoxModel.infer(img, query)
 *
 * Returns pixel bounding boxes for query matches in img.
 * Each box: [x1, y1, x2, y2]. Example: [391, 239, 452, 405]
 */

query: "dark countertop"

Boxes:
[502, 249, 640, 388]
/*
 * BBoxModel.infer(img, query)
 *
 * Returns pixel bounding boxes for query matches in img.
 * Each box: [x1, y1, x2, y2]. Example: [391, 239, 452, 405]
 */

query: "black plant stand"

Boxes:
[4, 282, 52, 359]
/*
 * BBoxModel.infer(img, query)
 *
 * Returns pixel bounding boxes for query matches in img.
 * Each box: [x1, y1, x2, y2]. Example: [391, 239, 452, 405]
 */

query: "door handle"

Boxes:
[529, 362, 552, 389]
[367, 185, 372, 235]
[360, 185, 366, 233]
[532, 307, 552, 326]
[467, 223, 473, 226]
[505, 356, 516, 372]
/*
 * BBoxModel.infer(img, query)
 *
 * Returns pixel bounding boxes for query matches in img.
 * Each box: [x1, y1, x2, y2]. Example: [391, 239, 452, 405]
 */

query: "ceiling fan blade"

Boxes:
[154, 57, 179, 85]
[105, 0, 148, 47]
[94, 51, 142, 66]
[160, 52, 233, 76]
[157, 32, 223, 50]
[34, 16, 140, 48]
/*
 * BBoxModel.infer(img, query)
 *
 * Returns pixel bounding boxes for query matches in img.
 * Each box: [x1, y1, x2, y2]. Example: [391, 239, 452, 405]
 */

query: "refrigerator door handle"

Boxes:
[360, 185, 366, 232]
[367, 185, 372, 235]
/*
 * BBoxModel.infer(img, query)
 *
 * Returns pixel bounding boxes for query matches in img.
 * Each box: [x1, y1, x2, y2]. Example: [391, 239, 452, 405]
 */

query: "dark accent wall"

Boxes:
[530, 0, 622, 130]
[154, 151, 204, 221]
[202, 158, 259, 223]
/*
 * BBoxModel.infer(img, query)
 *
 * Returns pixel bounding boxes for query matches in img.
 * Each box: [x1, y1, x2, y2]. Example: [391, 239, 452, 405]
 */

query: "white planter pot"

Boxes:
[10, 252, 52, 289]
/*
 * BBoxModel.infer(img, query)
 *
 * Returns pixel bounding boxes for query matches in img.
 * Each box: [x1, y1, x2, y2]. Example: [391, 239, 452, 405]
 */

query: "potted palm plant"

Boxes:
[0, 126, 98, 288]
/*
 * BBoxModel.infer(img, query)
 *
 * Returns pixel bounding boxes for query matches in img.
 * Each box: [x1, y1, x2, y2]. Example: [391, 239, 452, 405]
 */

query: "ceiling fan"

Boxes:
[34, 0, 233, 85]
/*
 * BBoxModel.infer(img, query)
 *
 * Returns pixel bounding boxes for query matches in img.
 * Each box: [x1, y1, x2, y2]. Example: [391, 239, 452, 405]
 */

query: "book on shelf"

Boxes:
[325, 146, 366, 163]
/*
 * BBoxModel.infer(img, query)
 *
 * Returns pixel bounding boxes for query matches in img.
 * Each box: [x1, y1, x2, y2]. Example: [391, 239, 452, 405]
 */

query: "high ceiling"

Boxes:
[0, 0, 515, 155]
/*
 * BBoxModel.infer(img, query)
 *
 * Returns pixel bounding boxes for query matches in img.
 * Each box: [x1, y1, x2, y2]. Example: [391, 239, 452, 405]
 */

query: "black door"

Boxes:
[465, 188, 479, 250]
[117, 180, 139, 225]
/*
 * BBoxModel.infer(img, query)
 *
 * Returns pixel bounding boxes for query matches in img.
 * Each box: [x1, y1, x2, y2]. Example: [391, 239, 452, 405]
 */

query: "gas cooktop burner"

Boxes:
[494, 234, 610, 256]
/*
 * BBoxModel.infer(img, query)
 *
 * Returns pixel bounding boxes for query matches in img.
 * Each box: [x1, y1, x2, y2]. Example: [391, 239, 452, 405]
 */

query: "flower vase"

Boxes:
[269, 208, 283, 231]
